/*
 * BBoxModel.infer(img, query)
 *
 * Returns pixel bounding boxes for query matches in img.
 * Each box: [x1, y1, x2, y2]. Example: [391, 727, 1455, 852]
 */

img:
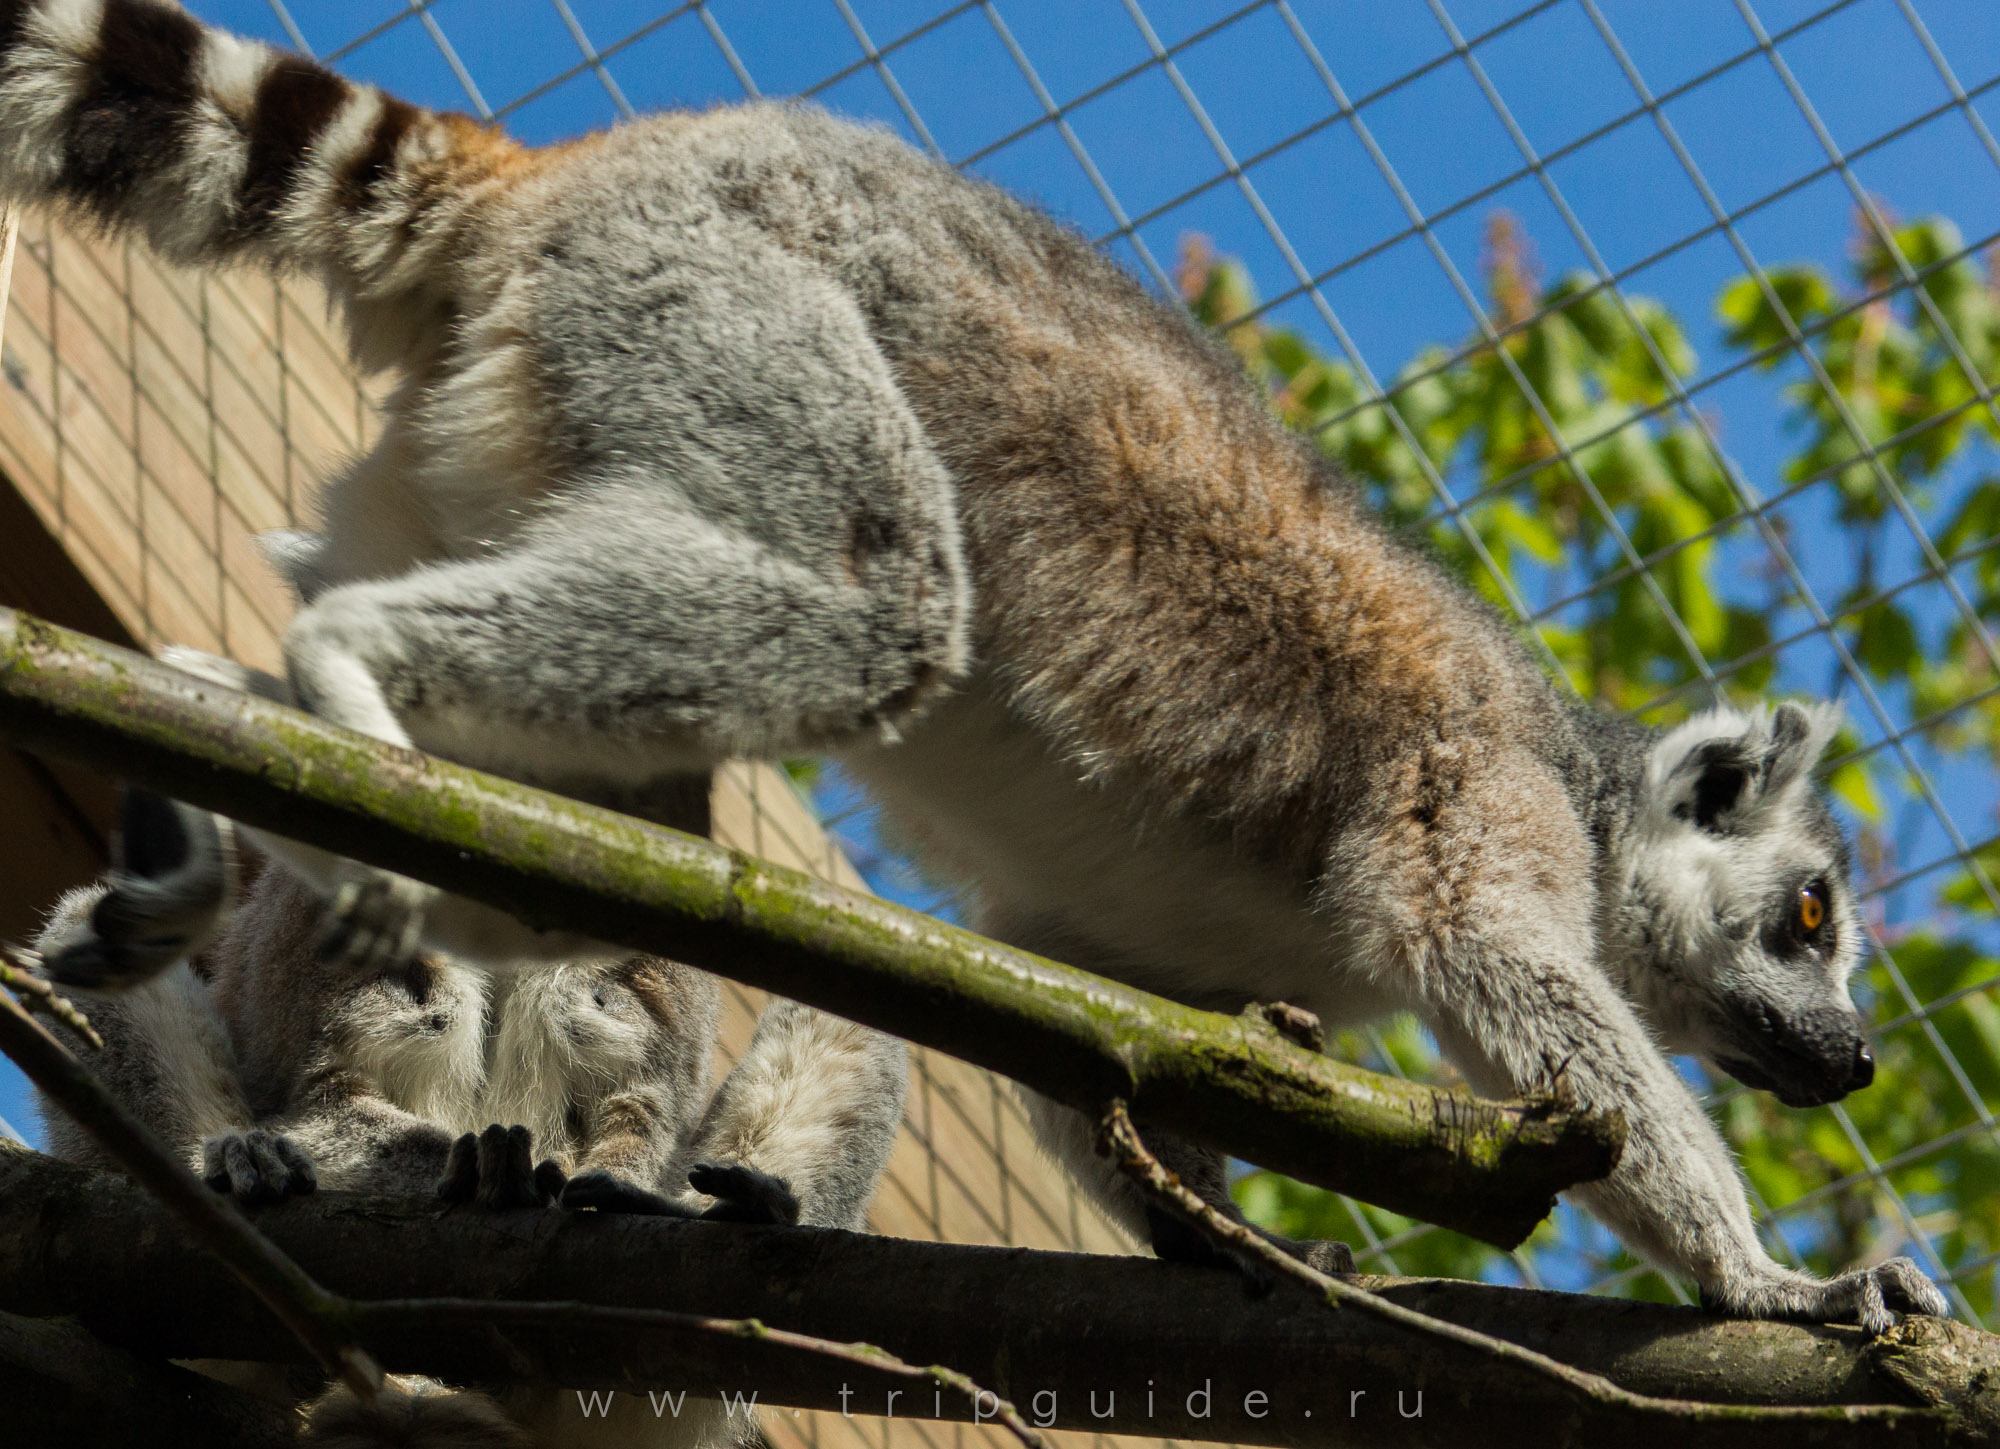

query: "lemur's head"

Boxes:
[1612, 701, 1870, 1108]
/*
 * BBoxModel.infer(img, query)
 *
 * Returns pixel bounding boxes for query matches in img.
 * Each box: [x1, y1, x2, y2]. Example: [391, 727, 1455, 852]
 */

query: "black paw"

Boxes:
[1284, 1236, 1356, 1276]
[560, 1168, 695, 1218]
[46, 790, 230, 990]
[436, 1125, 566, 1210]
[1146, 1206, 1289, 1295]
[203, 1130, 317, 1206]
[690, 1161, 800, 1225]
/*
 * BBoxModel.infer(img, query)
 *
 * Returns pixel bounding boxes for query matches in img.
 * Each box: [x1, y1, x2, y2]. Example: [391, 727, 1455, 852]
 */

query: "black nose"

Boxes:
[1849, 1039, 1875, 1090]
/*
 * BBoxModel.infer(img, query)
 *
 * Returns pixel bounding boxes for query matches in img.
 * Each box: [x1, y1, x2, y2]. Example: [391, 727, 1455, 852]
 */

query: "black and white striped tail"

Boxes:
[0, 0, 435, 278]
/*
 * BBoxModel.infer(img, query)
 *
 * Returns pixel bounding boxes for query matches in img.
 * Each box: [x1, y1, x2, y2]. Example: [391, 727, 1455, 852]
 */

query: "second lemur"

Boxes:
[6, 0, 1945, 1330]
[34, 839, 908, 1448]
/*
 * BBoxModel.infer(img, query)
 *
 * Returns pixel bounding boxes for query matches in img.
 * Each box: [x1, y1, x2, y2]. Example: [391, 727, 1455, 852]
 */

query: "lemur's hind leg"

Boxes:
[263, 466, 967, 972]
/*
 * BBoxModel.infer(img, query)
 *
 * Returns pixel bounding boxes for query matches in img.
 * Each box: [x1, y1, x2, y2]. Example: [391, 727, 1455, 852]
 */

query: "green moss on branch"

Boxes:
[0, 607, 1622, 1247]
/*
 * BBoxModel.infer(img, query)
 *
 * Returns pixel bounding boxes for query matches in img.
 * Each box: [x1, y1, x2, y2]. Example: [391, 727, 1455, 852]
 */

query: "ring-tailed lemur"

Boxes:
[32, 850, 908, 1448]
[4, 0, 1944, 1330]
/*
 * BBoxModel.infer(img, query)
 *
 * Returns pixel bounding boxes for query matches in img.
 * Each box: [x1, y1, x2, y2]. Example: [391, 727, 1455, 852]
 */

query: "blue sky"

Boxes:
[6, 1, 1998, 1169]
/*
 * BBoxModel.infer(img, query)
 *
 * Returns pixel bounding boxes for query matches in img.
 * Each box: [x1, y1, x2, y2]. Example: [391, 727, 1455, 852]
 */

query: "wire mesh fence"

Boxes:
[10, 0, 1997, 1351]
[211, 0, 2000, 1324]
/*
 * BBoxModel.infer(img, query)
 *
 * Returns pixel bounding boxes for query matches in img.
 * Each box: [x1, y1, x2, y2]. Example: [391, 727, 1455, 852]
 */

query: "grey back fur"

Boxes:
[0, 0, 1941, 1332]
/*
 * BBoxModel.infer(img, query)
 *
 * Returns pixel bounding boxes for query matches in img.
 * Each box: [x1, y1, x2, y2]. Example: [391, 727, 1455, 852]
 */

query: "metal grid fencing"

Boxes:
[174, 0, 2000, 1326]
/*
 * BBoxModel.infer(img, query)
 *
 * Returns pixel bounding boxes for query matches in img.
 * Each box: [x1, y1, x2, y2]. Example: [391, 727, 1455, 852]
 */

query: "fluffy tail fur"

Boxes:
[0, 0, 511, 300]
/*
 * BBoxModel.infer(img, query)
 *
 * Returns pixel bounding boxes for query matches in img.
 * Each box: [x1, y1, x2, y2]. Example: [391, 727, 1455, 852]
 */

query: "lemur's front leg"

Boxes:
[1423, 925, 1947, 1334]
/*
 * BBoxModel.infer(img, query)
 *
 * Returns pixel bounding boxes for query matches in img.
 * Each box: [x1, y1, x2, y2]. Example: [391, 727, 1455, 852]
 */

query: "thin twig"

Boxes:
[0, 986, 383, 1403]
[347, 1299, 1049, 1449]
[1096, 1100, 1933, 1431]
[0, 946, 103, 1049]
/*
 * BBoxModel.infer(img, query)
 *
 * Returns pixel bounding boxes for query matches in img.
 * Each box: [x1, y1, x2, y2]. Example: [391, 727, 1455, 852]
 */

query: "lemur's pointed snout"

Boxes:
[1849, 1039, 1876, 1091]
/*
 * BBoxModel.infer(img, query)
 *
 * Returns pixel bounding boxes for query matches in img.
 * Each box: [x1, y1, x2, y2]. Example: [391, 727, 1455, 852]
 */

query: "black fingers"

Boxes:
[1293, 1237, 1355, 1276]
[312, 873, 428, 974]
[534, 1158, 570, 1203]
[689, 1161, 800, 1226]
[1255, 1001, 1326, 1053]
[559, 1169, 692, 1218]
[273, 1135, 319, 1195]
[1877, 1257, 1950, 1317]
[436, 1124, 564, 1210]
[437, 1131, 480, 1202]
[203, 1130, 316, 1205]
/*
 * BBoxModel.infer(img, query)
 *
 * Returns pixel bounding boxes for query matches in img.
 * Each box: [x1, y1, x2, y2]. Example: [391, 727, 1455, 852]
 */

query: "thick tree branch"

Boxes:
[2, 1147, 1994, 1449]
[0, 607, 1620, 1248]
[1098, 1099, 1952, 1441]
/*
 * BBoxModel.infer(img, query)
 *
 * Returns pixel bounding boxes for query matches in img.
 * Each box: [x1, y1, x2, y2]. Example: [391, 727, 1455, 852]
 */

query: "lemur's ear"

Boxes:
[256, 529, 331, 605]
[1760, 700, 1840, 799]
[1647, 702, 1842, 834]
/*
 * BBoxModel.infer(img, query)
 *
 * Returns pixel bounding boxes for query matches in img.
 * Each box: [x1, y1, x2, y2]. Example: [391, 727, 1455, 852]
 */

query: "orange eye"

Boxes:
[1798, 885, 1825, 933]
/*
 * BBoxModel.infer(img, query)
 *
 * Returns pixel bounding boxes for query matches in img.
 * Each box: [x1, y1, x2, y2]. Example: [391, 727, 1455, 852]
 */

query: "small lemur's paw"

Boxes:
[202, 1130, 317, 1205]
[315, 866, 436, 975]
[436, 1125, 566, 1210]
[1254, 1001, 1325, 1053]
[560, 1168, 695, 1218]
[1712, 1256, 1950, 1336]
[689, 1161, 801, 1225]
[45, 790, 232, 990]
[1288, 1238, 1357, 1276]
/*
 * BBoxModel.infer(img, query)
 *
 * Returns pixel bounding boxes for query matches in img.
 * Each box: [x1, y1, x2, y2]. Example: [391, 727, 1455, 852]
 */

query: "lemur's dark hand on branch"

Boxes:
[690, 1161, 800, 1225]
[203, 1129, 317, 1206]
[436, 1124, 566, 1210]
[559, 1168, 696, 1217]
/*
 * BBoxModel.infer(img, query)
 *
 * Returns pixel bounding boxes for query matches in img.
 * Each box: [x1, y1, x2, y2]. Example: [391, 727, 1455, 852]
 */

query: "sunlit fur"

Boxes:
[0, 0, 1945, 1332]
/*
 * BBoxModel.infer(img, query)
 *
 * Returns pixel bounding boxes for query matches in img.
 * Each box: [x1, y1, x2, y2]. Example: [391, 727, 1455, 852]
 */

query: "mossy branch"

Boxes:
[0, 606, 1623, 1247]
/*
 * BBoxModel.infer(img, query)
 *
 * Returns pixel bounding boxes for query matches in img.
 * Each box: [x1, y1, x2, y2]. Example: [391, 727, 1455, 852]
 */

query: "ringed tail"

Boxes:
[0, 0, 520, 298]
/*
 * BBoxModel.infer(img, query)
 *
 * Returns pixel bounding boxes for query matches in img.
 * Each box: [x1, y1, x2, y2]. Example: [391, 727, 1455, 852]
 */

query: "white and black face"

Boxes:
[1613, 702, 1873, 1109]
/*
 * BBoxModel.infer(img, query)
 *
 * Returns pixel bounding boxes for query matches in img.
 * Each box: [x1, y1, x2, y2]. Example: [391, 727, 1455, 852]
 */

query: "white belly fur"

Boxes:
[842, 681, 1398, 1030]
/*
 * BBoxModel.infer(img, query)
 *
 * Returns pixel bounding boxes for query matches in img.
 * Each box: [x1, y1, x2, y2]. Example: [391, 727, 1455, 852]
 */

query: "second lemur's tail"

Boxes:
[0, 0, 516, 299]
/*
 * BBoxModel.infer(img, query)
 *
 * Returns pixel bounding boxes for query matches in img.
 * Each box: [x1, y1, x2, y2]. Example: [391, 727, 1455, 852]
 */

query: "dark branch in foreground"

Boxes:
[1098, 1099, 1965, 1443]
[2, 1147, 1995, 1449]
[0, 606, 1620, 1248]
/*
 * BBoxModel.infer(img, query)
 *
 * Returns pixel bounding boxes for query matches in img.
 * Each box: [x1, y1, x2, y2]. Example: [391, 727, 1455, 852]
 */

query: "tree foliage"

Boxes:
[1193, 212, 2000, 1314]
